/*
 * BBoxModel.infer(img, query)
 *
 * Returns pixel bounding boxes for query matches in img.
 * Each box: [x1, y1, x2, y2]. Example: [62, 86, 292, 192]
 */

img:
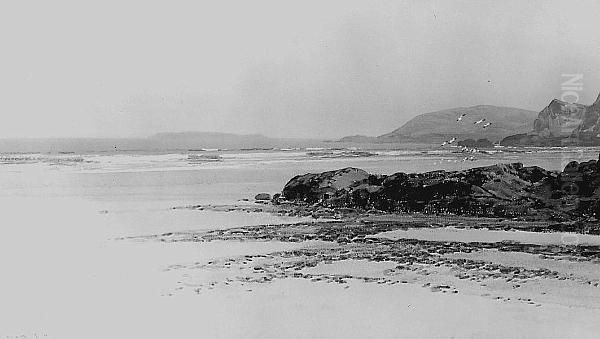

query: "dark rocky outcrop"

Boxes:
[457, 138, 494, 148]
[254, 193, 271, 201]
[282, 168, 372, 203]
[502, 93, 600, 146]
[281, 155, 600, 222]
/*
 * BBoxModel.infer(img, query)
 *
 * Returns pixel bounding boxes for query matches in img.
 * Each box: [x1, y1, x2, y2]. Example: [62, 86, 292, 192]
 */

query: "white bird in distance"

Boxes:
[457, 113, 467, 122]
[474, 118, 486, 125]
[440, 137, 457, 147]
[482, 122, 492, 128]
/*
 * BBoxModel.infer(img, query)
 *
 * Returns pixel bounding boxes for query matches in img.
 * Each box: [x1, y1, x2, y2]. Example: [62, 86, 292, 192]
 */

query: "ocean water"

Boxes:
[1, 147, 600, 338]
[2, 147, 598, 235]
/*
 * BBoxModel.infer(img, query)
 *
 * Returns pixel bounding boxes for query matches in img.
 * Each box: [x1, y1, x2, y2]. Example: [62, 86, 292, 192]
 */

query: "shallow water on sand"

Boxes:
[375, 227, 600, 246]
[2, 149, 600, 338]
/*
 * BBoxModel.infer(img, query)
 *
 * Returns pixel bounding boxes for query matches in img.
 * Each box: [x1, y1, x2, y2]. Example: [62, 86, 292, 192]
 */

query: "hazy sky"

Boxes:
[1, 0, 599, 139]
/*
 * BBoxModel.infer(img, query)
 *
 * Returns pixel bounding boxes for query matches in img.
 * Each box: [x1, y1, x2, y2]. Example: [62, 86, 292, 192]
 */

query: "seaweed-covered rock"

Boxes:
[282, 167, 370, 203]
[279, 154, 600, 221]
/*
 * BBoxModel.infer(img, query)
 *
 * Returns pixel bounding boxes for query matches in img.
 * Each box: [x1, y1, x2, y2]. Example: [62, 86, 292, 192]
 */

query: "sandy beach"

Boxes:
[4, 2, 600, 336]
[2, 150, 600, 338]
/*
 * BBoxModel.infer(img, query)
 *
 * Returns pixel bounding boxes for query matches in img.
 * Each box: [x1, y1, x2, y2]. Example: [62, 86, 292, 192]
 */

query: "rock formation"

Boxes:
[501, 93, 600, 146]
[457, 138, 494, 148]
[281, 155, 600, 223]
[254, 193, 272, 201]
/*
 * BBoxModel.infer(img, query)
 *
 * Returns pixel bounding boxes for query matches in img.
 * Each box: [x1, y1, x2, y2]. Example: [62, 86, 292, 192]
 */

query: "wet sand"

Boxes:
[4, 149, 600, 338]
[127, 208, 600, 338]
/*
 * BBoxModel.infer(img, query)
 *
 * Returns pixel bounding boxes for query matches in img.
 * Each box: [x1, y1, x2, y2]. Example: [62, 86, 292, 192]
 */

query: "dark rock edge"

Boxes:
[275, 154, 600, 233]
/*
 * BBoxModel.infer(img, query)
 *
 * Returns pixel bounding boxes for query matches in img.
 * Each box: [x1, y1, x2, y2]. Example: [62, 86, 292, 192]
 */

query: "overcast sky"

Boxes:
[1, 0, 599, 139]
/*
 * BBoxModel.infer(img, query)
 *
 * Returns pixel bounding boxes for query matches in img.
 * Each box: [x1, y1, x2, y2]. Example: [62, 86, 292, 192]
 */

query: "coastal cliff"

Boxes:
[280, 155, 600, 224]
[501, 93, 600, 146]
